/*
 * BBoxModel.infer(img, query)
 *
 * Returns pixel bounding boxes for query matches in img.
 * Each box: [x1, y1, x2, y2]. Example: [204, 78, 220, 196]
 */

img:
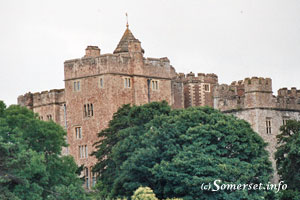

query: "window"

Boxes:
[75, 127, 82, 139]
[99, 77, 104, 88]
[39, 116, 43, 120]
[85, 167, 90, 189]
[266, 118, 272, 134]
[204, 84, 210, 92]
[47, 114, 52, 120]
[90, 104, 93, 116]
[85, 145, 88, 158]
[152, 80, 159, 90]
[124, 77, 131, 88]
[79, 146, 82, 158]
[92, 172, 97, 187]
[283, 117, 290, 126]
[84, 103, 94, 117]
[79, 145, 88, 158]
[73, 81, 81, 91]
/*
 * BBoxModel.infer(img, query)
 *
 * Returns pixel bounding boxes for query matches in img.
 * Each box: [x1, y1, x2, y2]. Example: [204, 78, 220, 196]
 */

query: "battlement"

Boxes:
[175, 72, 218, 84]
[144, 57, 170, 67]
[276, 87, 300, 110]
[229, 77, 272, 93]
[18, 89, 65, 109]
[214, 77, 300, 112]
[64, 48, 175, 81]
[213, 77, 275, 111]
[278, 87, 300, 98]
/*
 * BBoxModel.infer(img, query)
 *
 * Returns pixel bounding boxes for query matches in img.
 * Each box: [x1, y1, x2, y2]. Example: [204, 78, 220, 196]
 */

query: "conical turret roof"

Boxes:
[113, 27, 143, 54]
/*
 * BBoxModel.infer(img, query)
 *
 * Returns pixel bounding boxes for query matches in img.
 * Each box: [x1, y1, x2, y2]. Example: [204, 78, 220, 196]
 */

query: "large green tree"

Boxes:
[275, 120, 300, 200]
[0, 101, 88, 200]
[93, 102, 273, 199]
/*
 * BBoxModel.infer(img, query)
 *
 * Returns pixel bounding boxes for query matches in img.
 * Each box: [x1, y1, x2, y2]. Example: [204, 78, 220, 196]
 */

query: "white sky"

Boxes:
[1, 0, 300, 106]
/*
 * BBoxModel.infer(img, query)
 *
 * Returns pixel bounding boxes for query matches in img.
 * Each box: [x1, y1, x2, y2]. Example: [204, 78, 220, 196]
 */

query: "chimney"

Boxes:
[85, 46, 100, 57]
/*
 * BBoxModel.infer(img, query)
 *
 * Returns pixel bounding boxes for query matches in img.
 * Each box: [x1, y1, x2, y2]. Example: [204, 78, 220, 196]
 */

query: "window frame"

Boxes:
[266, 118, 272, 134]
[204, 84, 210, 92]
[75, 127, 82, 139]
[124, 77, 131, 88]
[73, 80, 81, 92]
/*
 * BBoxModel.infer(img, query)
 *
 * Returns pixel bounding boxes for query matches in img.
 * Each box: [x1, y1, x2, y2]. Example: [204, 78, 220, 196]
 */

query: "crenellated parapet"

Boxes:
[276, 87, 300, 110]
[18, 89, 65, 109]
[214, 77, 273, 111]
[172, 72, 218, 108]
[243, 77, 272, 93]
[213, 83, 245, 111]
[214, 77, 300, 112]
[17, 92, 34, 109]
[174, 72, 218, 84]
[64, 46, 175, 81]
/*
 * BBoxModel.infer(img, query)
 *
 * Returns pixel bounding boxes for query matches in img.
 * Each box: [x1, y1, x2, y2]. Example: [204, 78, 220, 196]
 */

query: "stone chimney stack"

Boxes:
[85, 46, 100, 57]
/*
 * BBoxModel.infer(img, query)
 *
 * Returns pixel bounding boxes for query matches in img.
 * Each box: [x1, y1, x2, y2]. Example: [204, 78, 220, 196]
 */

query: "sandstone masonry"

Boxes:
[18, 26, 300, 187]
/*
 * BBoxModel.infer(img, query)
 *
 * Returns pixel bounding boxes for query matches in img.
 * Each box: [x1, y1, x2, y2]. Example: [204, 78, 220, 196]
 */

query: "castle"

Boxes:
[18, 25, 300, 187]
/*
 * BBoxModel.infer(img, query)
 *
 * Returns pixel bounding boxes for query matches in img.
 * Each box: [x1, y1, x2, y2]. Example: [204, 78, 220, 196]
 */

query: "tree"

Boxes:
[92, 101, 171, 199]
[131, 187, 158, 200]
[93, 102, 273, 199]
[0, 101, 88, 200]
[275, 120, 300, 200]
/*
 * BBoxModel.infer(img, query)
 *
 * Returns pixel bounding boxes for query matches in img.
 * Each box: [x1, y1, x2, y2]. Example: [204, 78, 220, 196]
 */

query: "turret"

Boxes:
[243, 77, 274, 108]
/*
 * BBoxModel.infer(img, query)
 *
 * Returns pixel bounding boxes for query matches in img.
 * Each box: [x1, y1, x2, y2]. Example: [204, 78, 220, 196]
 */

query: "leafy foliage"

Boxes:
[93, 102, 273, 199]
[131, 187, 158, 200]
[275, 120, 300, 200]
[0, 101, 88, 200]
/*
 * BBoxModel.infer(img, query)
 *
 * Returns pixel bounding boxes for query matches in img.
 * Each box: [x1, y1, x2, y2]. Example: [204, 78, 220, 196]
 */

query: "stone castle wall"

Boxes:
[213, 77, 300, 182]
[17, 26, 300, 186]
[62, 33, 179, 186]
[17, 89, 66, 127]
[174, 72, 218, 108]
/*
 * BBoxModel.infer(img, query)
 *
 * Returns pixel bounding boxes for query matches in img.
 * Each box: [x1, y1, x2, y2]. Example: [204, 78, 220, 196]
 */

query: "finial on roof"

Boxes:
[126, 12, 129, 28]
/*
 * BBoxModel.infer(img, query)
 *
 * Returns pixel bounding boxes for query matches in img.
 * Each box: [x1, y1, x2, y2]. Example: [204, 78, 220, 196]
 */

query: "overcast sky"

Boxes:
[1, 0, 300, 106]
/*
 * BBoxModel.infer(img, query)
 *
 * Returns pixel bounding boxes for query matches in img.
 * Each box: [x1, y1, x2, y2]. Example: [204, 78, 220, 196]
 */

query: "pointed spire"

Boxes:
[113, 16, 144, 54]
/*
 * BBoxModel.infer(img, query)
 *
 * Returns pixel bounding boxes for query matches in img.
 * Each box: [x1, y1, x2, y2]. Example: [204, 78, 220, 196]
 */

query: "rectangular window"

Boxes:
[283, 117, 290, 126]
[79, 146, 82, 158]
[124, 78, 131, 88]
[77, 81, 80, 91]
[84, 104, 94, 117]
[75, 127, 82, 139]
[99, 77, 104, 88]
[152, 80, 159, 90]
[92, 172, 97, 187]
[90, 104, 93, 116]
[79, 145, 88, 158]
[85, 145, 88, 158]
[204, 84, 210, 92]
[266, 118, 272, 134]
[84, 105, 87, 117]
[85, 168, 90, 189]
[47, 114, 52, 120]
[74, 81, 81, 91]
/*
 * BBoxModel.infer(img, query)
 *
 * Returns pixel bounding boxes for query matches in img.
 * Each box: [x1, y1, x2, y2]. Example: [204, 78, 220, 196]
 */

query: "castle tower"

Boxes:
[243, 77, 274, 108]
[62, 24, 176, 188]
